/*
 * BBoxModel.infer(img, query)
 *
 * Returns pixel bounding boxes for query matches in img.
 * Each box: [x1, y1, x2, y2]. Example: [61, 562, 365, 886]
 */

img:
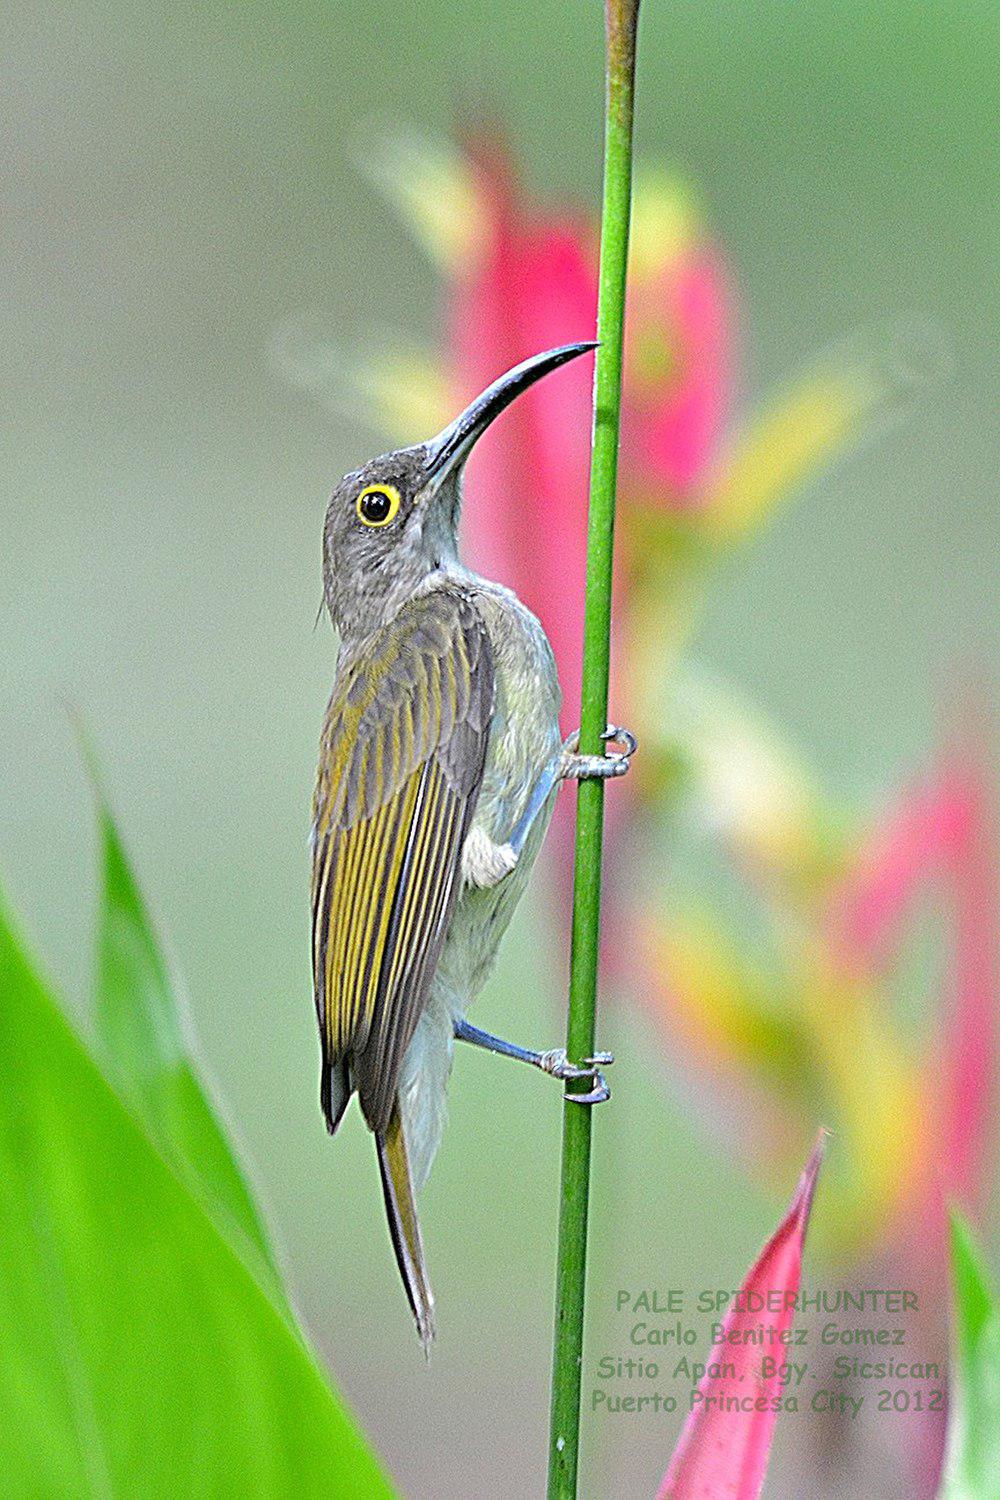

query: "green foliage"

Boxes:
[93, 778, 284, 1303]
[940, 1214, 1000, 1499]
[0, 827, 394, 1495]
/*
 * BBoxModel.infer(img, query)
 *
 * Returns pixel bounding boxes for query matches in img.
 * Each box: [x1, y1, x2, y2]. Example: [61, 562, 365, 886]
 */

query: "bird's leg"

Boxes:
[454, 1017, 612, 1104]
[506, 724, 637, 860]
[505, 753, 564, 858]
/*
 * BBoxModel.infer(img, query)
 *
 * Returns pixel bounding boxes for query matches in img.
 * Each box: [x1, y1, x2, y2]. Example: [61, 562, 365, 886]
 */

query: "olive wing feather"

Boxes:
[311, 590, 494, 1134]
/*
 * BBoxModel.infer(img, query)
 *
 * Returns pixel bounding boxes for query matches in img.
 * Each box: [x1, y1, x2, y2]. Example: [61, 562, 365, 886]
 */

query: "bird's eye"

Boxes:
[356, 484, 401, 528]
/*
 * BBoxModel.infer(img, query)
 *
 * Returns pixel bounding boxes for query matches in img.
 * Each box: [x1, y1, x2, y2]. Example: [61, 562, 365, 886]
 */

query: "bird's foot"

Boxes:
[539, 1048, 613, 1105]
[561, 724, 637, 782]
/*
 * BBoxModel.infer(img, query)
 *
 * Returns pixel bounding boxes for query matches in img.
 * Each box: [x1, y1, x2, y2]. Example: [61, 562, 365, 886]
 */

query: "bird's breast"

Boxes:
[469, 581, 563, 843]
[433, 578, 563, 1007]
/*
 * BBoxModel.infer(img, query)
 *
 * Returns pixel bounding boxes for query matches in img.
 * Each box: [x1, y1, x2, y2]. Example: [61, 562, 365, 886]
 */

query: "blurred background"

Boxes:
[2, 0, 997, 1495]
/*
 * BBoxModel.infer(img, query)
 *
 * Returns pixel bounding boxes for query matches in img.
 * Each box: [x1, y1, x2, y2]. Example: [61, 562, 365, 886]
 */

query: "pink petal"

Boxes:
[504, 223, 597, 730]
[444, 138, 641, 884]
[828, 767, 975, 970]
[447, 140, 531, 588]
[623, 251, 730, 501]
[828, 725, 996, 1249]
[446, 137, 596, 730]
[928, 736, 997, 1215]
[658, 1133, 826, 1500]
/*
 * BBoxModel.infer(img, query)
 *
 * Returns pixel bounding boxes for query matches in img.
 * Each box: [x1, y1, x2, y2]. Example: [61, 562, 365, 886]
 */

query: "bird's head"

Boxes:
[322, 341, 596, 642]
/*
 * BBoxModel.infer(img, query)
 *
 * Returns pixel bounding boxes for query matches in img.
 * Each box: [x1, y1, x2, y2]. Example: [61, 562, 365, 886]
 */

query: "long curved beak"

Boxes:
[423, 341, 597, 486]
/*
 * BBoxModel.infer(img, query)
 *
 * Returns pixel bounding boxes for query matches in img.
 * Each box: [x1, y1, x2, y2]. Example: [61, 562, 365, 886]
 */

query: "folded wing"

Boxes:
[311, 589, 494, 1135]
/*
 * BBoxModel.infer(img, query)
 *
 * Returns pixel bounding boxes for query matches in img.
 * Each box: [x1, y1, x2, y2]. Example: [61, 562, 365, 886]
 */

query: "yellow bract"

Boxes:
[359, 354, 454, 446]
[703, 372, 868, 542]
[644, 910, 928, 1262]
[366, 134, 482, 271]
[629, 168, 700, 280]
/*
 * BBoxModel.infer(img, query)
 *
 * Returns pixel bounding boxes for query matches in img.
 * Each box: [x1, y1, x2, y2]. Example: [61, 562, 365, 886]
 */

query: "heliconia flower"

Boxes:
[313, 129, 921, 673]
[625, 670, 847, 890]
[637, 708, 995, 1271]
[279, 128, 939, 911]
[315, 132, 891, 752]
[827, 730, 997, 1236]
[699, 367, 872, 543]
[365, 129, 484, 273]
[828, 746, 985, 974]
[367, 140, 732, 503]
[695, 314, 947, 546]
[622, 170, 730, 502]
[938, 747, 996, 1217]
[443, 134, 597, 735]
[639, 908, 926, 1260]
[658, 1133, 826, 1500]
[358, 134, 731, 717]
[298, 146, 934, 989]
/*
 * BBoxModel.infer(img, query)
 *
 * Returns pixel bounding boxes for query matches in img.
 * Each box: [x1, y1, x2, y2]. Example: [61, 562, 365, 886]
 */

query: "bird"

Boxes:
[311, 342, 635, 1347]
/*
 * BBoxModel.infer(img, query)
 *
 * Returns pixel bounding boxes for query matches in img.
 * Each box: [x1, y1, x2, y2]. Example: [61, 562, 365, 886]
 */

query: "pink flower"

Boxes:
[659, 1134, 825, 1500]
[446, 136, 596, 735]
[828, 729, 997, 1238]
[436, 142, 735, 879]
[622, 235, 730, 502]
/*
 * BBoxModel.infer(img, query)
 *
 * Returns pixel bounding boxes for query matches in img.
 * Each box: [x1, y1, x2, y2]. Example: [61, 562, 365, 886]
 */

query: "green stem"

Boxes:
[547, 2, 641, 1496]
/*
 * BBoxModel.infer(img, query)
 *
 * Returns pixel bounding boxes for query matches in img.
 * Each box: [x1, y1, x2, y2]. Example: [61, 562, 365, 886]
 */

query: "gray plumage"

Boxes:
[315, 450, 562, 1179]
[310, 343, 624, 1344]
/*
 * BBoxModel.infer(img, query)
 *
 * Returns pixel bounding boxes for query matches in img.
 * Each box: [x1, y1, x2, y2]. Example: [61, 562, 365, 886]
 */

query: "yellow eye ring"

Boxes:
[356, 483, 401, 528]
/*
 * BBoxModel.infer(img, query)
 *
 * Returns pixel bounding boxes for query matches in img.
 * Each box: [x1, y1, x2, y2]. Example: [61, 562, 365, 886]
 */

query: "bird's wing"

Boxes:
[311, 588, 494, 1135]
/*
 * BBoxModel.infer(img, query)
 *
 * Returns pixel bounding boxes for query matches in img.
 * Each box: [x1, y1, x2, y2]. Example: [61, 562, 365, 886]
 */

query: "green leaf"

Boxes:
[0, 885, 395, 1498]
[91, 770, 283, 1302]
[940, 1213, 1000, 1498]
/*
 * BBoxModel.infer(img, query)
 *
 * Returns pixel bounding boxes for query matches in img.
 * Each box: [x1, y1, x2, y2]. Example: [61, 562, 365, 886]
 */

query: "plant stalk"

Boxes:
[547, 2, 641, 1496]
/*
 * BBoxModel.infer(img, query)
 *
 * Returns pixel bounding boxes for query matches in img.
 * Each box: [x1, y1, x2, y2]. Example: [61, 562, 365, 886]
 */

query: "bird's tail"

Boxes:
[376, 1101, 435, 1351]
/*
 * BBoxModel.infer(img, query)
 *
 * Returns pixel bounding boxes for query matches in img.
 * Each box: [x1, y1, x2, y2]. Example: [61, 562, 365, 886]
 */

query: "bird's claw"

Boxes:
[538, 1047, 613, 1105]
[561, 723, 637, 782]
[565, 1072, 612, 1106]
[602, 724, 637, 759]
